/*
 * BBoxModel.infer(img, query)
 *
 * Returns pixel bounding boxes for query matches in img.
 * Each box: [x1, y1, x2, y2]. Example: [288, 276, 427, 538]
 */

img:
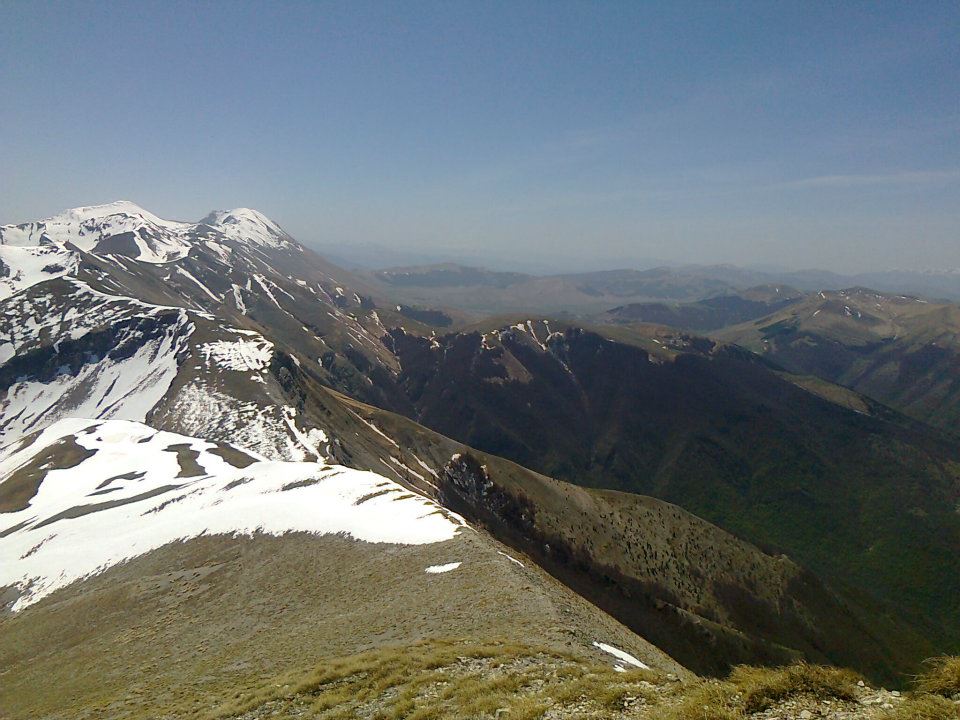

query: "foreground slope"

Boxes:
[0, 418, 682, 719]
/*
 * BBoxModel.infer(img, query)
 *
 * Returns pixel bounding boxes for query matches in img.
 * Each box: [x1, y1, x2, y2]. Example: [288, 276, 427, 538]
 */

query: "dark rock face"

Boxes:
[91, 231, 140, 257]
[440, 453, 535, 536]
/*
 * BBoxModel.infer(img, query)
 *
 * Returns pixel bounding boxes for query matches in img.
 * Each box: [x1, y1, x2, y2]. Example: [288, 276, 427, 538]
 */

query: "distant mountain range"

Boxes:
[3, 202, 960, 717]
[365, 261, 960, 314]
[714, 287, 960, 431]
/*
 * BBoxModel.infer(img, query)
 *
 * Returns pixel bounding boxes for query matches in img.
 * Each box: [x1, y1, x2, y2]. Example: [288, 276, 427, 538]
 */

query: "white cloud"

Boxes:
[786, 169, 960, 189]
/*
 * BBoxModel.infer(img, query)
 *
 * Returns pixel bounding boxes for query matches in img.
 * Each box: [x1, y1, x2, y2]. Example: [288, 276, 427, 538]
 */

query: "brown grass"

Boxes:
[728, 661, 862, 712]
[207, 638, 668, 720]
[884, 695, 960, 720]
[915, 658, 960, 698]
[651, 681, 742, 720]
[211, 647, 959, 720]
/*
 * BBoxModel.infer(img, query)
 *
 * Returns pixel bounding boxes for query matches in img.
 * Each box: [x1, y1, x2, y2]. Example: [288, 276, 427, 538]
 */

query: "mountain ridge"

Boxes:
[1, 201, 957, 717]
[714, 287, 960, 431]
[0, 201, 298, 265]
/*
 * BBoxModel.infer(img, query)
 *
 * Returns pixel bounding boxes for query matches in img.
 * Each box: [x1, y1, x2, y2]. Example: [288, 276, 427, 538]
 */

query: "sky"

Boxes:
[1, 0, 958, 273]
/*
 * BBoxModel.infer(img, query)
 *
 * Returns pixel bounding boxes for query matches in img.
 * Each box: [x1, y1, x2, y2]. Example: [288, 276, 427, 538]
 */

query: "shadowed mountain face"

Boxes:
[715, 288, 960, 431]
[382, 321, 960, 678]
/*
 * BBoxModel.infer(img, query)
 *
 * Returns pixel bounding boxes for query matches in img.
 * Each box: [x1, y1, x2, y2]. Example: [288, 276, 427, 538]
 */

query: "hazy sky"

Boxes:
[1, 1, 958, 273]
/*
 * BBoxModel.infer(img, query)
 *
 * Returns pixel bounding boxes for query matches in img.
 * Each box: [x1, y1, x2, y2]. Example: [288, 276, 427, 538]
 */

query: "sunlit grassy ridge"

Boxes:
[210, 638, 653, 719]
[206, 640, 960, 720]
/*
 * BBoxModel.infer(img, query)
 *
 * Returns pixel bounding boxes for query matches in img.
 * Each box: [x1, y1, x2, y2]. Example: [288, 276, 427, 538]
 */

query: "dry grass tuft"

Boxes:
[207, 638, 664, 720]
[884, 695, 960, 720]
[728, 661, 862, 712]
[915, 658, 960, 698]
[652, 680, 742, 720]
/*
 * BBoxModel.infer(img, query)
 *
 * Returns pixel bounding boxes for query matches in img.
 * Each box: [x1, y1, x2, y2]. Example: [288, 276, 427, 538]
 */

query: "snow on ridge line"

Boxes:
[51, 201, 191, 229]
[0, 306, 192, 446]
[1, 201, 296, 261]
[0, 244, 79, 301]
[0, 419, 461, 611]
[0, 201, 194, 263]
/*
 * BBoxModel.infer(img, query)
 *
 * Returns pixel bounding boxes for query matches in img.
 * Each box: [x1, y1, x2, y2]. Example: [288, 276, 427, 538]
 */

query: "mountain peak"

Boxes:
[61, 199, 148, 217]
[1, 202, 299, 261]
[201, 207, 295, 249]
[50, 200, 190, 230]
[217, 207, 272, 222]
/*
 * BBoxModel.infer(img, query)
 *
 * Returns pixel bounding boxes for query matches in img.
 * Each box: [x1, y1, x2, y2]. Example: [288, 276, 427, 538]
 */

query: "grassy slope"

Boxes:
[115, 638, 960, 720]
[338, 391, 923, 685]
[380, 325, 960, 681]
[0, 529, 679, 719]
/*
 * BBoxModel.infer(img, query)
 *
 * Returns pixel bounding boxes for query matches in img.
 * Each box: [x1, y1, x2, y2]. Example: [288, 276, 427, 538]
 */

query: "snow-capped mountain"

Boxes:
[0, 202, 410, 458]
[0, 203, 692, 720]
[1, 201, 194, 262]
[199, 207, 296, 249]
[0, 201, 298, 262]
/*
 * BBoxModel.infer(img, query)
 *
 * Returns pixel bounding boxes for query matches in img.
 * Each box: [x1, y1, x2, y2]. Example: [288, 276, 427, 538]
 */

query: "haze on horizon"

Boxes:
[1, 0, 958, 275]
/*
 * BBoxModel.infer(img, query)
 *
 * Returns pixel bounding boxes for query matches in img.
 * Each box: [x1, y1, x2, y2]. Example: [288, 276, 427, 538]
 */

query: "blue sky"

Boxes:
[1, 1, 958, 272]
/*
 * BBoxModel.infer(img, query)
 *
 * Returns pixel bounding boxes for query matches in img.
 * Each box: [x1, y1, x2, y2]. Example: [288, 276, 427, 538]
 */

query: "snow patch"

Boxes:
[282, 406, 329, 460]
[0, 245, 78, 301]
[592, 642, 650, 670]
[231, 284, 247, 314]
[199, 336, 273, 372]
[0, 419, 460, 611]
[165, 383, 305, 461]
[498, 550, 525, 567]
[176, 267, 222, 303]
